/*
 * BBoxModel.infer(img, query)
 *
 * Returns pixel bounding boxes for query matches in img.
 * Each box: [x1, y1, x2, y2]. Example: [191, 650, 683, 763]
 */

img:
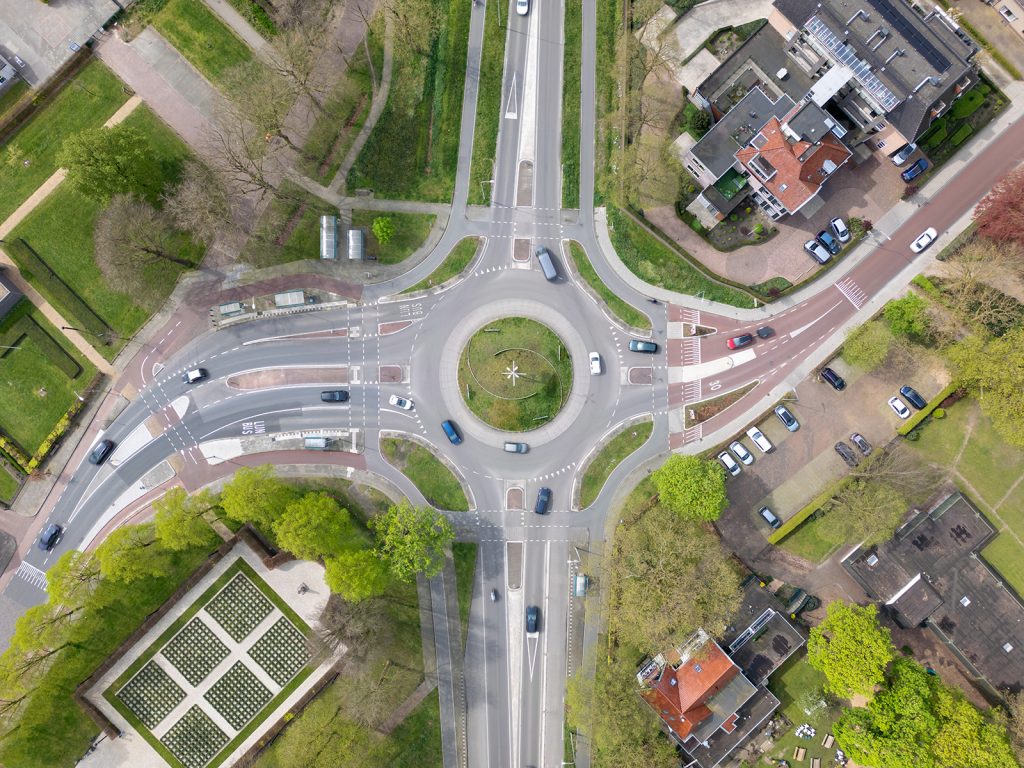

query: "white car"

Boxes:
[910, 227, 937, 253]
[589, 351, 602, 375]
[745, 426, 774, 453]
[516, 0, 529, 15]
[729, 440, 754, 465]
[830, 217, 850, 243]
[389, 395, 414, 411]
[890, 143, 917, 166]
[888, 396, 911, 419]
[717, 451, 741, 477]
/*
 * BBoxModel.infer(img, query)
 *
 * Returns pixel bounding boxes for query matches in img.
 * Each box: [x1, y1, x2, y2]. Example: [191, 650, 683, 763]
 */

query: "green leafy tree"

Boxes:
[808, 602, 894, 699]
[58, 125, 150, 201]
[153, 487, 219, 551]
[842, 321, 892, 371]
[94, 524, 172, 583]
[371, 216, 395, 245]
[324, 550, 391, 601]
[949, 328, 1024, 448]
[371, 499, 454, 582]
[220, 465, 299, 532]
[884, 294, 930, 338]
[273, 492, 356, 561]
[830, 479, 907, 546]
[651, 454, 727, 521]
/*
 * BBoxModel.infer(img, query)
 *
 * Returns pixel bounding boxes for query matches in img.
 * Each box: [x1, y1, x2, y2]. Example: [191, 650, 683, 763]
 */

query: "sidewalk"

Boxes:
[201, 0, 275, 62]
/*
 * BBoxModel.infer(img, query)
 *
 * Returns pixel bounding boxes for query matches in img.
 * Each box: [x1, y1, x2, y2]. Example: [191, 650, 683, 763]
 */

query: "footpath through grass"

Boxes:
[381, 437, 469, 511]
[453, 542, 477, 646]
[562, 0, 582, 208]
[241, 183, 337, 267]
[0, 59, 128, 223]
[403, 237, 480, 293]
[607, 206, 754, 307]
[580, 421, 653, 508]
[153, 0, 256, 91]
[567, 242, 650, 329]
[351, 211, 436, 264]
[348, 0, 468, 201]
[467, 0, 508, 205]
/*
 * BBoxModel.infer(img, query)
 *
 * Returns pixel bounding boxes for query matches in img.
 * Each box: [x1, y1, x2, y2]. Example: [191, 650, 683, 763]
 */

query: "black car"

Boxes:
[817, 230, 841, 255]
[756, 326, 774, 339]
[526, 605, 540, 635]
[628, 339, 658, 353]
[38, 523, 63, 552]
[850, 433, 873, 456]
[820, 367, 846, 391]
[900, 385, 927, 410]
[835, 441, 859, 468]
[320, 390, 350, 402]
[88, 439, 115, 466]
[534, 487, 551, 514]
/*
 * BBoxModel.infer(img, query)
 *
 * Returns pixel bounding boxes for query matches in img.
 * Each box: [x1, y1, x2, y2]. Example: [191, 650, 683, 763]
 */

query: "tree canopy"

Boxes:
[807, 602, 894, 699]
[975, 167, 1024, 245]
[220, 465, 299, 532]
[949, 328, 1024, 448]
[884, 294, 930, 338]
[273, 492, 356, 562]
[651, 454, 728, 522]
[324, 550, 391, 602]
[58, 125, 151, 201]
[94, 524, 172, 583]
[371, 217, 394, 245]
[370, 499, 454, 582]
[153, 487, 219, 551]
[842, 321, 893, 371]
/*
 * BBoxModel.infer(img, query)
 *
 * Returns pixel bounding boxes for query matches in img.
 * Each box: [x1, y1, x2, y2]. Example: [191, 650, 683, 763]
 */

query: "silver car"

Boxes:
[718, 451, 741, 477]
[804, 239, 832, 265]
[729, 441, 754, 465]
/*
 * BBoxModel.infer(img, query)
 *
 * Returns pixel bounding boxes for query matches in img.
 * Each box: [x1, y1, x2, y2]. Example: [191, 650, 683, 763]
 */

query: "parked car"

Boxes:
[891, 143, 917, 166]
[901, 158, 928, 182]
[910, 227, 937, 253]
[830, 217, 851, 243]
[526, 605, 539, 635]
[835, 441, 860, 467]
[756, 326, 774, 338]
[516, 0, 529, 15]
[389, 394, 414, 410]
[38, 523, 63, 552]
[441, 420, 463, 444]
[758, 506, 781, 529]
[727, 334, 754, 350]
[820, 367, 846, 391]
[729, 441, 754, 465]
[900, 385, 927, 410]
[88, 439, 115, 466]
[628, 339, 658, 353]
[774, 404, 799, 432]
[817, 230, 841, 255]
[850, 432, 873, 456]
[589, 351, 602, 375]
[534, 487, 551, 514]
[504, 442, 529, 454]
[804, 239, 832, 265]
[320, 390, 350, 402]
[745, 426, 774, 453]
[718, 451, 741, 477]
[182, 368, 207, 384]
[888, 396, 912, 419]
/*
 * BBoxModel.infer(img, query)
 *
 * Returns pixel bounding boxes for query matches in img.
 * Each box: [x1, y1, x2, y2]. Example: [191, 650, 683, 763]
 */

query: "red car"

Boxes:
[726, 334, 754, 350]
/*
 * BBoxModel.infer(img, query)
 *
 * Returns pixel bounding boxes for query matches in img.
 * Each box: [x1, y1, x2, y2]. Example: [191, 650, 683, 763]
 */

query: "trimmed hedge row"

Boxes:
[766, 478, 846, 545]
[951, 124, 973, 146]
[897, 381, 961, 436]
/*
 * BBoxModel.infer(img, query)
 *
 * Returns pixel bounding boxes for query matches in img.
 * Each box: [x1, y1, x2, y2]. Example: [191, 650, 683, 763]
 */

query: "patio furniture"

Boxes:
[822, 734, 835, 748]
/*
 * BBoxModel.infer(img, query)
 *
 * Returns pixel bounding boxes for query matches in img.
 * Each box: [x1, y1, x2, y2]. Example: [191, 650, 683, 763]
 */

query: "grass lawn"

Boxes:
[348, 0, 468, 201]
[467, 0, 508, 205]
[8, 105, 200, 358]
[381, 437, 469, 511]
[955, 412, 1024, 509]
[0, 60, 128, 223]
[153, 0, 256, 91]
[0, 78, 29, 119]
[562, 0, 582, 208]
[758, 656, 840, 768]
[350, 211, 436, 264]
[593, 0, 619, 203]
[982, 535, 1024, 597]
[0, 466, 20, 504]
[224, 0, 277, 38]
[567, 242, 650, 329]
[779, 508, 847, 563]
[403, 237, 480, 293]
[453, 542, 477, 646]
[580, 421, 653, 508]
[458, 317, 572, 431]
[607, 206, 754, 307]
[241, 183, 337, 267]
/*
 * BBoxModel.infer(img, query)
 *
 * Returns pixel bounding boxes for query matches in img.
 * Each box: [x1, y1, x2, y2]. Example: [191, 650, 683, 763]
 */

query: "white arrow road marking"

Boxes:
[505, 73, 518, 119]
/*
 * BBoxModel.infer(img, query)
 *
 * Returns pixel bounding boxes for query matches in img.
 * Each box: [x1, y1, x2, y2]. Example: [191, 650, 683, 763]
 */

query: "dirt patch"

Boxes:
[226, 367, 348, 390]
[506, 487, 524, 510]
[378, 365, 403, 383]
[379, 320, 413, 335]
[627, 367, 653, 385]
[513, 239, 532, 262]
[275, 202, 308, 246]
[684, 382, 758, 427]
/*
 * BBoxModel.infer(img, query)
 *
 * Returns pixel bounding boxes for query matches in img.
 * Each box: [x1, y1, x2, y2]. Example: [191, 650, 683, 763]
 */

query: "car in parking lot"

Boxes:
[389, 395, 414, 410]
[726, 334, 753, 350]
[38, 523, 63, 552]
[910, 227, 937, 253]
[526, 605, 539, 635]
[504, 442, 529, 454]
[758, 506, 781, 529]
[804, 239, 832, 265]
[850, 432, 872, 456]
[589, 351, 602, 375]
[534, 487, 551, 514]
[628, 339, 658, 353]
[88, 439, 115, 466]
[900, 385, 927, 410]
[835, 441, 859, 467]
[817, 230, 841, 255]
[888, 396, 911, 419]
[717, 451, 741, 477]
[441, 420, 463, 444]
[820, 367, 846, 391]
[745, 426, 773, 453]
[182, 368, 207, 384]
[890, 142, 917, 166]
[729, 441, 754, 465]
[320, 390, 350, 402]
[901, 158, 928, 182]
[830, 217, 850, 243]
[774, 404, 799, 432]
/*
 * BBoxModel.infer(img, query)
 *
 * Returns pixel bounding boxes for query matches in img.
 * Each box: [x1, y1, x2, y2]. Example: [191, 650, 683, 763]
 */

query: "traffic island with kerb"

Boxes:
[457, 317, 572, 431]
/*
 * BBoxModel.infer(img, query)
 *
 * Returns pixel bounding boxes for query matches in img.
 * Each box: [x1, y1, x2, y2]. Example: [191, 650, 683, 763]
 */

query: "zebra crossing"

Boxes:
[16, 562, 48, 592]
[835, 277, 868, 309]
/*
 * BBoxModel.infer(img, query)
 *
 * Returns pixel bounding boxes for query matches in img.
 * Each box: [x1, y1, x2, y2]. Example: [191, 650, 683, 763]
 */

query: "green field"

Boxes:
[403, 237, 480, 293]
[0, 60, 128, 223]
[350, 211, 436, 264]
[153, 0, 256, 91]
[580, 421, 653, 508]
[0, 465, 20, 503]
[562, 0, 582, 208]
[467, 0, 508, 205]
[381, 437, 469, 511]
[567, 242, 650, 329]
[348, 0, 468, 201]
[0, 78, 30, 120]
[453, 542, 477, 645]
[241, 184, 338, 267]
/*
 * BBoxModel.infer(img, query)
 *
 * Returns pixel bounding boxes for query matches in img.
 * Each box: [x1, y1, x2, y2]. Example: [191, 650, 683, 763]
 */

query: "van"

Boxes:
[534, 247, 558, 281]
[441, 420, 462, 445]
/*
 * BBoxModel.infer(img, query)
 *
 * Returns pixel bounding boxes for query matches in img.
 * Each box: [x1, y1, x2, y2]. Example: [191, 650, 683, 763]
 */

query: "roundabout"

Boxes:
[457, 317, 572, 432]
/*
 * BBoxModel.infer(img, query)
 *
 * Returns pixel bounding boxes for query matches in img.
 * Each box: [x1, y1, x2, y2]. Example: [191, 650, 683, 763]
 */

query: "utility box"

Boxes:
[574, 574, 589, 597]
[348, 228, 364, 260]
[303, 436, 330, 450]
[320, 215, 338, 260]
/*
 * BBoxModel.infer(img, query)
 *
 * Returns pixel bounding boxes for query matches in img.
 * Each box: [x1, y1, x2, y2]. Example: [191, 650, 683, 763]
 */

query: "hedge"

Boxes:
[924, 124, 947, 149]
[950, 124, 973, 146]
[897, 381, 961, 436]
[766, 478, 847, 545]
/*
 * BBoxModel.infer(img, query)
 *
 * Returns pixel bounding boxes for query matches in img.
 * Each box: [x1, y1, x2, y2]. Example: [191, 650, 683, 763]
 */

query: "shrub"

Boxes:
[905, 428, 921, 442]
[902, 184, 919, 199]
[924, 124, 947, 149]
[951, 87, 985, 119]
[950, 124, 973, 146]
[933, 408, 946, 419]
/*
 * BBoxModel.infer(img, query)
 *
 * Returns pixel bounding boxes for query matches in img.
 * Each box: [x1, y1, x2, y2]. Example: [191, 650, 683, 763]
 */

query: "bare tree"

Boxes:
[163, 160, 233, 245]
[939, 238, 1024, 334]
[222, 62, 304, 152]
[312, 593, 389, 669]
[267, 9, 333, 114]
[207, 109, 286, 203]
[378, 0, 441, 59]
